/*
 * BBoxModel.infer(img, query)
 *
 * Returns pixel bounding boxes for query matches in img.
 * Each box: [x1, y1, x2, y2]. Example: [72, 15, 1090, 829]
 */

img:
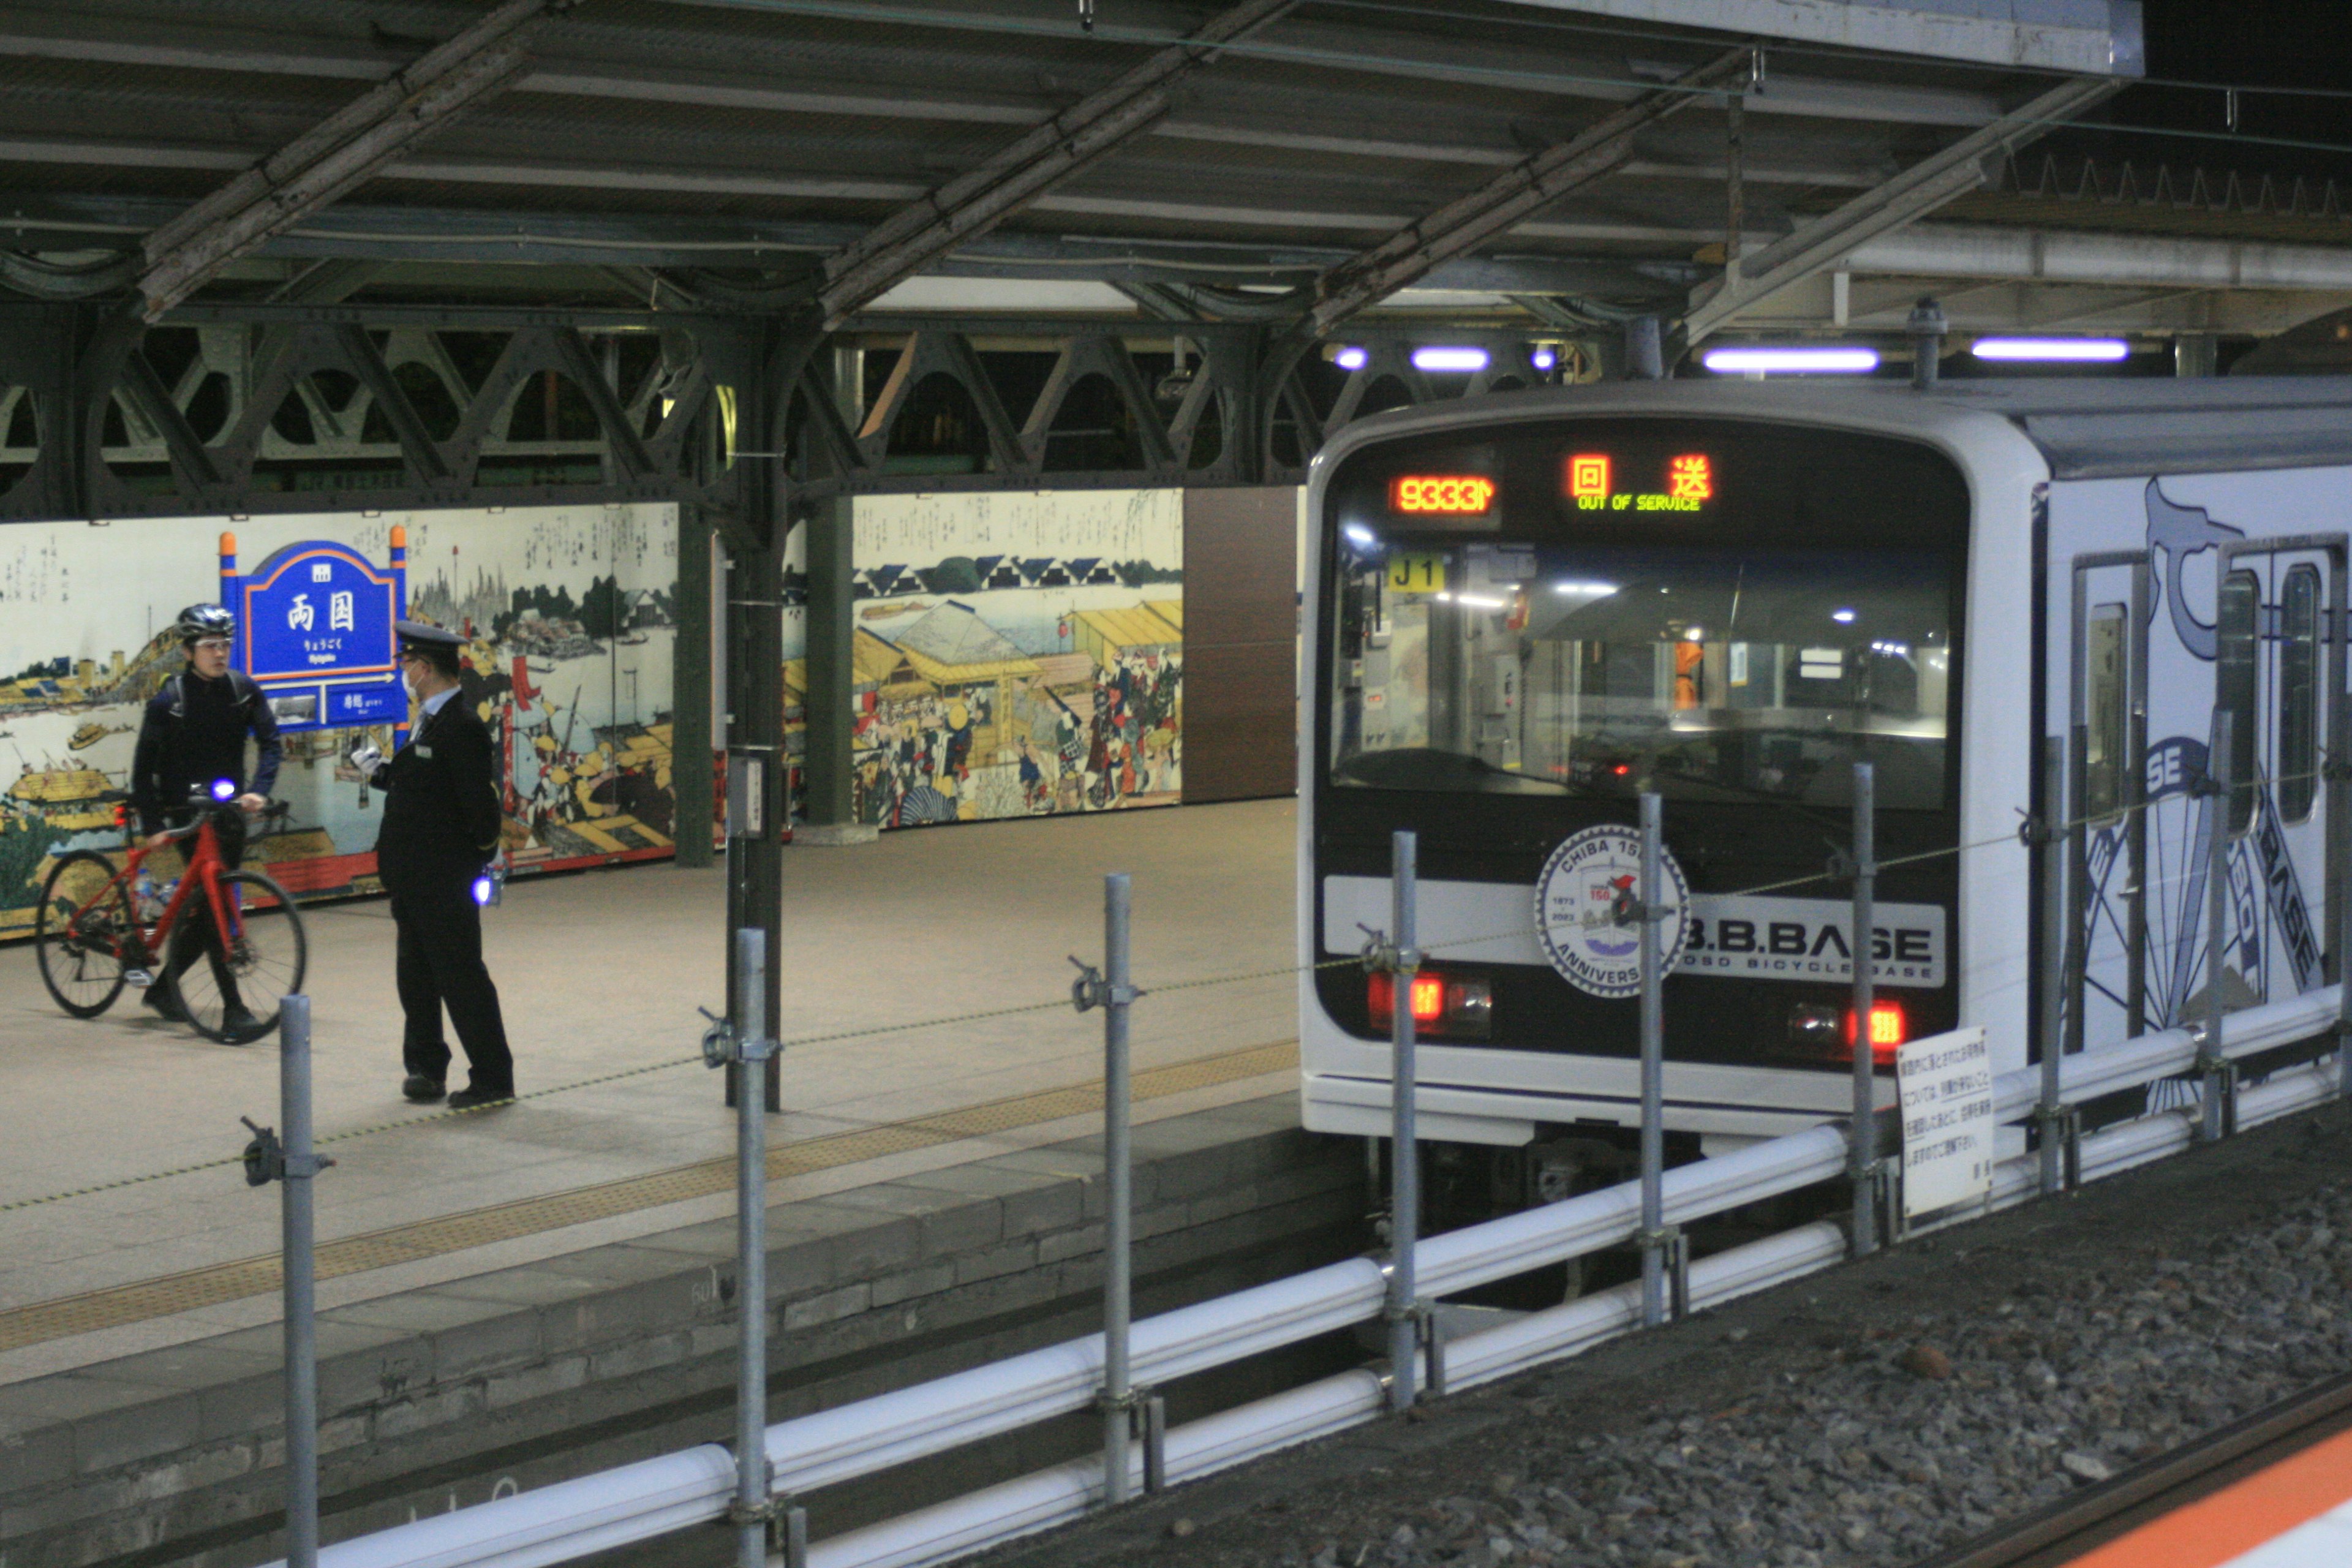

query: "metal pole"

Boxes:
[2128, 559, 2152, 1038]
[1637, 792, 1667, 1328]
[1850, 761, 1878, 1256]
[2038, 736, 2068, 1196]
[1386, 830, 1419, 1412]
[279, 995, 320, 1568]
[733, 927, 772, 1568]
[1101, 873, 1134, 1506]
[2201, 712, 2233, 1143]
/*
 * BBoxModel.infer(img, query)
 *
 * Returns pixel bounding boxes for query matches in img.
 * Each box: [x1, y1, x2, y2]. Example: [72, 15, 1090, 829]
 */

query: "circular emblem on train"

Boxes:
[1533, 826, 1691, 999]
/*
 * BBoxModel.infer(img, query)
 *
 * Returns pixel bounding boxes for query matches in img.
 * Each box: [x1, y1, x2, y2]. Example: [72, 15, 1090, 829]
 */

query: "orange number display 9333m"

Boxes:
[1390, 475, 1496, 514]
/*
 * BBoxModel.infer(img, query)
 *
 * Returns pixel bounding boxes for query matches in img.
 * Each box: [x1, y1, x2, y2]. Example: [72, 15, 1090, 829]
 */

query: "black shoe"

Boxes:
[141, 982, 185, 1022]
[402, 1074, 447, 1104]
[219, 1005, 263, 1041]
[447, 1086, 515, 1112]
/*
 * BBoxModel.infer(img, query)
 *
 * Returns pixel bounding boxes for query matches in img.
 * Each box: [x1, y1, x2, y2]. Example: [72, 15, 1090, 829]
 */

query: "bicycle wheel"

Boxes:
[34, 850, 135, 1018]
[177, 870, 307, 1044]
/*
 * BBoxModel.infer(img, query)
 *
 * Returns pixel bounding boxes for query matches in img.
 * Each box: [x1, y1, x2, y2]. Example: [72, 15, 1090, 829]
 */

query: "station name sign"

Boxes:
[227, 531, 410, 734]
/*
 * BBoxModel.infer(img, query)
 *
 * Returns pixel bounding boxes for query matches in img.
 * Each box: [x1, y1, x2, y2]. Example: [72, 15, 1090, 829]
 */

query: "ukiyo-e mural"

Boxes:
[0, 503, 679, 941]
[780, 488, 1184, 829]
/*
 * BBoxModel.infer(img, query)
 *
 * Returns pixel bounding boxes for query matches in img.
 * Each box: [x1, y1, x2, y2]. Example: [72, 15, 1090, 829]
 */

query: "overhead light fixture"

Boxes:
[1970, 337, 2132, 363]
[1411, 346, 1489, 374]
[1702, 346, 1880, 375]
[1553, 580, 1618, 596]
[1831, 608, 1858, 624]
[1343, 522, 1377, 547]
[1333, 346, 1369, 371]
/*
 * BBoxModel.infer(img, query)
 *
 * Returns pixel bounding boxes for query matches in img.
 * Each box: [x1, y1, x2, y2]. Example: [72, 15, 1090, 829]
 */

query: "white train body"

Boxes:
[1299, 379, 2352, 1152]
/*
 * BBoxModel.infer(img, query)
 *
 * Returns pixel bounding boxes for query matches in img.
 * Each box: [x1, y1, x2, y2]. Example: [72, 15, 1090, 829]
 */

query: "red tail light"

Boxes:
[1368, 971, 1491, 1038]
[1845, 1000, 1907, 1063]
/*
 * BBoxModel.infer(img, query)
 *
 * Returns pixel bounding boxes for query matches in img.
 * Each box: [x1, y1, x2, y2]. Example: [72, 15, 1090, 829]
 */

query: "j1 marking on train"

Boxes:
[1675, 894, 1945, 987]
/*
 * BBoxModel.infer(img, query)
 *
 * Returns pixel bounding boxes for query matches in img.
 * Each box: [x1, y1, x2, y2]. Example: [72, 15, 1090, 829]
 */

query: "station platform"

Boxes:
[0, 797, 1298, 1385]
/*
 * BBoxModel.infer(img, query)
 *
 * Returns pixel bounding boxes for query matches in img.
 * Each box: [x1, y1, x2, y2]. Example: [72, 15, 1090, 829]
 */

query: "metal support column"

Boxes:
[1637, 791, 1671, 1327]
[798, 491, 867, 843]
[1850, 762, 1879, 1255]
[1385, 830, 1420, 1412]
[2200, 710, 2237, 1141]
[1072, 874, 1140, 1504]
[729, 929, 777, 1566]
[239, 997, 331, 1568]
[673, 504, 715, 869]
[2036, 737, 2073, 1194]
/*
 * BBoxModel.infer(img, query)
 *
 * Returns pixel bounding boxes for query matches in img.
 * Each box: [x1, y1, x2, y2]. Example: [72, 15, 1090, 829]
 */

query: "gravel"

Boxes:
[992, 1103, 2352, 1568]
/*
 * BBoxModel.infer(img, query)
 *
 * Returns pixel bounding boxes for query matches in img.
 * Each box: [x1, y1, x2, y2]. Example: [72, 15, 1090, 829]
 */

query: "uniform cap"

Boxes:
[394, 619, 466, 652]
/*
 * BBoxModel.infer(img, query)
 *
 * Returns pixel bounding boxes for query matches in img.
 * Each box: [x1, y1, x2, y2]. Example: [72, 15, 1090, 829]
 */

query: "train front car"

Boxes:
[1301, 393, 2004, 1206]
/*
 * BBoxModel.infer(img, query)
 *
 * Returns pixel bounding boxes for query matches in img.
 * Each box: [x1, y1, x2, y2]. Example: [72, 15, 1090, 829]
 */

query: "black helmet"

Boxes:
[176, 603, 236, 644]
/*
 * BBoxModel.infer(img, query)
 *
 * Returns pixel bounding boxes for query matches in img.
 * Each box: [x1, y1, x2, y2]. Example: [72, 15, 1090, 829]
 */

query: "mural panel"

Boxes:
[1, 503, 677, 940]
[781, 490, 1182, 828]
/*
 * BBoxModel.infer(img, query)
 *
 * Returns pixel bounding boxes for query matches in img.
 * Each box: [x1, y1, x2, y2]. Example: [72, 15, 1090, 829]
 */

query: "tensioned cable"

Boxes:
[6, 749, 2331, 1212]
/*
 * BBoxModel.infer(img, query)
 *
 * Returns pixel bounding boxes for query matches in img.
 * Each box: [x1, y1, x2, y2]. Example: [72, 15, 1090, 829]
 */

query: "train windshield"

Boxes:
[1324, 420, 1966, 811]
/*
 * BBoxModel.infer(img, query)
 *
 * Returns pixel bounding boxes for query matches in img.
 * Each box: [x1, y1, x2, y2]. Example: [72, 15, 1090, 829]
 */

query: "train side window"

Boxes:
[2280, 565, 2321, 823]
[2216, 568, 2260, 836]
[2083, 604, 2127, 823]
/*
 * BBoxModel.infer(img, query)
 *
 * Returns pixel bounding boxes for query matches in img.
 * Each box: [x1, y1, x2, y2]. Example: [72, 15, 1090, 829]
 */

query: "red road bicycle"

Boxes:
[34, 783, 308, 1044]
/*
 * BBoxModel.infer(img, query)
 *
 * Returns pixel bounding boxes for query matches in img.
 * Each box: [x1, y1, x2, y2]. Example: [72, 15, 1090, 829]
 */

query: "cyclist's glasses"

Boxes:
[192, 638, 232, 652]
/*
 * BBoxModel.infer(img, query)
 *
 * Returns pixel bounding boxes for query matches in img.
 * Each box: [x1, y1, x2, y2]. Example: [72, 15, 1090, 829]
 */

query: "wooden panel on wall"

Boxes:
[1183, 487, 1299, 803]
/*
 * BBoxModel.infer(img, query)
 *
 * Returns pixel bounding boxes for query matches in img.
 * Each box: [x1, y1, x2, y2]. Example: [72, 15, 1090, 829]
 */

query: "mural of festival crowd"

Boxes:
[0, 504, 679, 941]
[786, 489, 1185, 829]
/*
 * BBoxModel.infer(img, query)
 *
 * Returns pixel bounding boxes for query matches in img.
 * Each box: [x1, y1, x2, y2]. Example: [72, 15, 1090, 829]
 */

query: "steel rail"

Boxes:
[1908, 1369, 2352, 1568]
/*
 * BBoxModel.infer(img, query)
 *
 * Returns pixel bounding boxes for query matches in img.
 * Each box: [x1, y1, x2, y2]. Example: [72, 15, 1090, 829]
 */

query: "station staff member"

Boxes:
[350, 622, 514, 1109]
[130, 602, 280, 1033]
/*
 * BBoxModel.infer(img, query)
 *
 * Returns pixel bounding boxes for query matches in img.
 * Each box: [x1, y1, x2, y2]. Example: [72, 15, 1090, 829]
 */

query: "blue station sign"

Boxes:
[224, 530, 410, 733]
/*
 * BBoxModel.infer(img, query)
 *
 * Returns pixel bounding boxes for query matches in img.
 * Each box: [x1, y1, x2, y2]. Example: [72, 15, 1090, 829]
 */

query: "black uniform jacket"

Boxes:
[369, 693, 502, 894]
[131, 669, 282, 835]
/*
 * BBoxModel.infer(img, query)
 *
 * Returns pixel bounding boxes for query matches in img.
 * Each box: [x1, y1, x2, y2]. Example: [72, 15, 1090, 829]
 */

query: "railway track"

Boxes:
[1913, 1368, 2352, 1568]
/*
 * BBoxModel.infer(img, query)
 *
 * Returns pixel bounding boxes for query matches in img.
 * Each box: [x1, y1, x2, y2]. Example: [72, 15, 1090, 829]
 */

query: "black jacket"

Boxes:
[370, 691, 503, 892]
[131, 669, 282, 834]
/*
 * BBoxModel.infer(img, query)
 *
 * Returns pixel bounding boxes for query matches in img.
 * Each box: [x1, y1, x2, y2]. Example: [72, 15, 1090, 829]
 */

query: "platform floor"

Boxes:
[0, 798, 1297, 1382]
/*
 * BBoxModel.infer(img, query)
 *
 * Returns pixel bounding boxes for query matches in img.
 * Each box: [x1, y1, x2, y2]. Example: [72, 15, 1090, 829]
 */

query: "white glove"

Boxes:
[348, 742, 384, 774]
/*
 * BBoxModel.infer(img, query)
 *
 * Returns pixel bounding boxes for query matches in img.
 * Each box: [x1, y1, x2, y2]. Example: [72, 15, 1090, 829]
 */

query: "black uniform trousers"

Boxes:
[391, 871, 513, 1093]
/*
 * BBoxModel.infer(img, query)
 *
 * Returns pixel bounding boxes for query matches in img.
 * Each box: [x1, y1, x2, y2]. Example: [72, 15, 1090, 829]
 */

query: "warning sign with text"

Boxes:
[1897, 1026, 1996, 1220]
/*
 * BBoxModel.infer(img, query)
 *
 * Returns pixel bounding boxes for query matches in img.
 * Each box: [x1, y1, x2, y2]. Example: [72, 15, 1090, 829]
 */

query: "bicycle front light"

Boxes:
[209, 778, 238, 802]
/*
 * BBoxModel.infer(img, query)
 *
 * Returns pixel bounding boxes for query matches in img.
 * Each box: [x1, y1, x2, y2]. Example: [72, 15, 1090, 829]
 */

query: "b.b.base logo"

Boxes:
[1534, 826, 1690, 999]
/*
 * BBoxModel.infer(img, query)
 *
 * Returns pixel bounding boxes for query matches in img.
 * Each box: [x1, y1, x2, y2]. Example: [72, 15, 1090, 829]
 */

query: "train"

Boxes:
[1299, 376, 2352, 1212]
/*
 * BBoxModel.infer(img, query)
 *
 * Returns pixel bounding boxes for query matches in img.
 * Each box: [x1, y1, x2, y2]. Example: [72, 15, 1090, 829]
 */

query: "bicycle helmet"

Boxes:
[175, 603, 236, 644]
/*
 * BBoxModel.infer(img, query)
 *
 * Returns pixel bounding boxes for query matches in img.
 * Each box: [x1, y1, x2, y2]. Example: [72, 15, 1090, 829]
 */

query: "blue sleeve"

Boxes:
[246, 682, 282, 797]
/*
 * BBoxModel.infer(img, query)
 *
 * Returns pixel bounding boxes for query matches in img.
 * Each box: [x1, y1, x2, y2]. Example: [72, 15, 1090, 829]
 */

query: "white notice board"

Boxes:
[1897, 1026, 1996, 1219]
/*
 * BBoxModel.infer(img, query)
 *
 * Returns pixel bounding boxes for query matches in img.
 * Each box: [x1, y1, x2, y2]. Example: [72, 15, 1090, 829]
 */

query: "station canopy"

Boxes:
[7, 0, 2279, 341]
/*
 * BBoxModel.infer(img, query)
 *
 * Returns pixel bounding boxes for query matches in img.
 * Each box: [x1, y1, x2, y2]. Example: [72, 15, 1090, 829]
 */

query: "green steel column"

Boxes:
[673, 504, 714, 869]
[797, 344, 876, 846]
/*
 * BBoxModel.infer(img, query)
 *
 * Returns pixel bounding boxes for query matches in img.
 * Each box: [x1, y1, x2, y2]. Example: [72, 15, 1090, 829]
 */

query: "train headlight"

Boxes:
[1368, 971, 1492, 1039]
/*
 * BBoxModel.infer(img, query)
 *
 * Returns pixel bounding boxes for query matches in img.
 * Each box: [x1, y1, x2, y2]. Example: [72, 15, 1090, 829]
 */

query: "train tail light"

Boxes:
[1368, 971, 1492, 1039]
[1847, 1000, 1907, 1064]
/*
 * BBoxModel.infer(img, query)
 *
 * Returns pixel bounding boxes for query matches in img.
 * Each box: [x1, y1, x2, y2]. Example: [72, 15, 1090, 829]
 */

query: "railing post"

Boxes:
[1850, 761, 1879, 1257]
[1386, 829, 1420, 1412]
[278, 995, 322, 1568]
[1100, 873, 1135, 1506]
[732, 927, 775, 1567]
[2200, 712, 2237, 1142]
[2037, 736, 2071, 1196]
[1637, 791, 1669, 1328]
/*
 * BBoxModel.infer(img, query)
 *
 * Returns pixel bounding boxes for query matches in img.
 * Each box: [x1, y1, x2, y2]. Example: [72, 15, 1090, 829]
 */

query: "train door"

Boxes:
[2211, 536, 2349, 1016]
[2066, 552, 2150, 1055]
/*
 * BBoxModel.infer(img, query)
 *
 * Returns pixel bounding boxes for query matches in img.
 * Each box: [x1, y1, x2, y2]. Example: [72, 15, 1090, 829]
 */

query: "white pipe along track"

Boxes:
[282, 986, 2348, 1568]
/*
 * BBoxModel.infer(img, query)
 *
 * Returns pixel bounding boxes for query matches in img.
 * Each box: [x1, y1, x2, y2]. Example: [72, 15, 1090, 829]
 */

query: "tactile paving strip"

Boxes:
[0, 1039, 1298, 1354]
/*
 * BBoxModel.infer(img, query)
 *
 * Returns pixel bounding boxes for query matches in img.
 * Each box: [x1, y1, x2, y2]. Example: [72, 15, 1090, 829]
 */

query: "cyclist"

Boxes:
[128, 603, 281, 1034]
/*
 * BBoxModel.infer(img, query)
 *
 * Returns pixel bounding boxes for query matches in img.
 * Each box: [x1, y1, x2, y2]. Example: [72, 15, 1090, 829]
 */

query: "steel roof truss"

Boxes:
[135, 0, 576, 322]
[1305, 46, 1750, 334]
[815, 0, 1299, 331]
[1682, 74, 2124, 343]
